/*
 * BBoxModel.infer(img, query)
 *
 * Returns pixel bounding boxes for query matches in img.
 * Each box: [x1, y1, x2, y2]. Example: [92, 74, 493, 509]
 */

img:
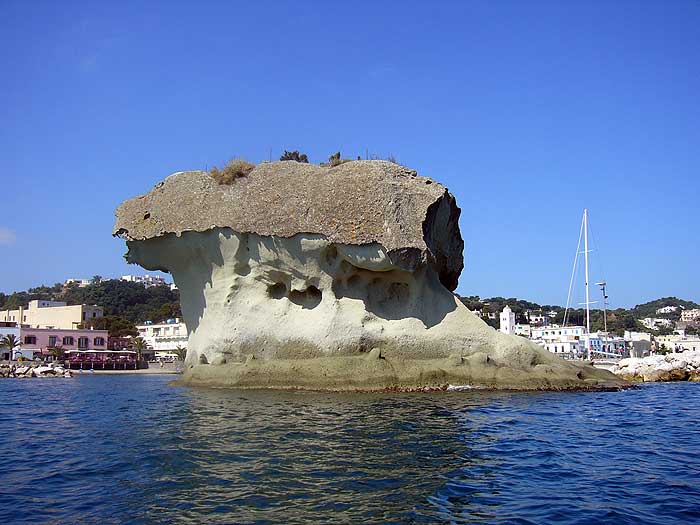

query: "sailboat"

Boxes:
[562, 209, 615, 361]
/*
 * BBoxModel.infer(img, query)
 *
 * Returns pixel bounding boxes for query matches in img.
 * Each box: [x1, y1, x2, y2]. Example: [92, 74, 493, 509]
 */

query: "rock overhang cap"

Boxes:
[113, 160, 464, 290]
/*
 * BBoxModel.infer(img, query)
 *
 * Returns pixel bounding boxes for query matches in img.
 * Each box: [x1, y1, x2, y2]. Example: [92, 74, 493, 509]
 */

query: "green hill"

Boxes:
[0, 279, 180, 337]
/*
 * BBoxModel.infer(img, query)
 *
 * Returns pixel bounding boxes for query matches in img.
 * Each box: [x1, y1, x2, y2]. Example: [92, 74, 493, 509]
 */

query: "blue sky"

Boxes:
[1, 1, 698, 308]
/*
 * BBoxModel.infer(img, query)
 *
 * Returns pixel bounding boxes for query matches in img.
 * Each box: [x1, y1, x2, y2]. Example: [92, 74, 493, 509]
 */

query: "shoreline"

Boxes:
[72, 365, 182, 375]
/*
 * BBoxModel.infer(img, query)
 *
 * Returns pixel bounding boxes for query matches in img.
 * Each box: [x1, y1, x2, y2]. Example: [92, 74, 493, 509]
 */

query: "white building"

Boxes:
[136, 319, 188, 357]
[531, 325, 585, 359]
[655, 335, 700, 353]
[655, 306, 678, 315]
[640, 317, 674, 330]
[532, 325, 585, 341]
[531, 325, 627, 358]
[589, 332, 627, 357]
[514, 324, 531, 338]
[526, 311, 550, 326]
[64, 278, 92, 287]
[624, 331, 652, 342]
[680, 309, 700, 323]
[499, 306, 515, 335]
[534, 338, 581, 357]
[121, 274, 168, 288]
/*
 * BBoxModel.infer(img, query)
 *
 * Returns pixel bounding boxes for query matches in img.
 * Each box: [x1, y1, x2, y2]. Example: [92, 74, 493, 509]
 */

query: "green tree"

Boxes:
[80, 315, 138, 337]
[49, 344, 66, 362]
[1, 334, 21, 360]
[280, 150, 309, 163]
[130, 337, 148, 362]
[173, 345, 187, 361]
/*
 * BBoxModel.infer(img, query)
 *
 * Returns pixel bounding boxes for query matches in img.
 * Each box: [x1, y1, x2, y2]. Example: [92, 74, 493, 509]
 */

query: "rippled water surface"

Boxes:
[1, 376, 699, 524]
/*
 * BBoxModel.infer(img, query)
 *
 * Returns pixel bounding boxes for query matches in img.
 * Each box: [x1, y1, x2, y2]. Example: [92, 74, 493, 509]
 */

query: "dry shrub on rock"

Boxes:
[210, 159, 255, 184]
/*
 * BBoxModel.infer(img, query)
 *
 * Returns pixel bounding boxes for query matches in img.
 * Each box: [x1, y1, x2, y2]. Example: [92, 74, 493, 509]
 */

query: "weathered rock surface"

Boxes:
[114, 160, 623, 391]
[612, 351, 700, 382]
[114, 161, 463, 291]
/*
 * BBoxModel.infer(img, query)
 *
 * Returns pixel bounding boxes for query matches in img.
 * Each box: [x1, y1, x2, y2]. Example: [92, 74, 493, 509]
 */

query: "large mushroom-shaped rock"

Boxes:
[114, 160, 623, 391]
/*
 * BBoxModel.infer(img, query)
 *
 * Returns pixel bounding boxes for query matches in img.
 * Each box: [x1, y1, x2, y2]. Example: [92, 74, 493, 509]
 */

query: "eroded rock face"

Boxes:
[114, 161, 463, 291]
[114, 160, 623, 391]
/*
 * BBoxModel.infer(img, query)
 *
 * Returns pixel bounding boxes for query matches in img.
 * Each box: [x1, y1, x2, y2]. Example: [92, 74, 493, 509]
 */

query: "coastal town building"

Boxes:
[136, 318, 188, 358]
[1, 300, 103, 330]
[655, 305, 678, 315]
[531, 325, 585, 341]
[499, 306, 515, 335]
[640, 317, 674, 330]
[624, 331, 653, 342]
[514, 324, 531, 338]
[16, 326, 109, 360]
[530, 325, 585, 358]
[64, 278, 93, 287]
[655, 335, 700, 353]
[0, 322, 20, 360]
[526, 311, 550, 326]
[530, 325, 627, 359]
[680, 309, 700, 323]
[534, 338, 581, 357]
[121, 274, 168, 288]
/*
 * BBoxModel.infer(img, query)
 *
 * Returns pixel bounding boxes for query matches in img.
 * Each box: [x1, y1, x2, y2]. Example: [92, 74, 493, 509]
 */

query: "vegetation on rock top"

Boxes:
[209, 159, 256, 184]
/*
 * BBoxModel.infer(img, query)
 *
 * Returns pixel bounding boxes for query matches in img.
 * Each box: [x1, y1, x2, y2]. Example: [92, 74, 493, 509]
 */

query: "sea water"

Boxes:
[0, 375, 698, 524]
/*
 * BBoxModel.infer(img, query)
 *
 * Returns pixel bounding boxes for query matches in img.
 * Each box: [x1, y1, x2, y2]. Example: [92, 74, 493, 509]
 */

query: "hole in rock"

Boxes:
[322, 245, 339, 267]
[289, 285, 322, 309]
[268, 282, 287, 299]
[199, 354, 209, 365]
[143, 212, 151, 220]
[347, 274, 362, 288]
[332, 268, 456, 327]
[235, 262, 251, 276]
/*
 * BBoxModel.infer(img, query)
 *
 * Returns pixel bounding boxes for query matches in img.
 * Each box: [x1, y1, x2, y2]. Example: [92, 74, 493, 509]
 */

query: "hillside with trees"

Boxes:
[0, 279, 180, 337]
[630, 297, 700, 320]
[457, 295, 660, 336]
[2, 281, 696, 339]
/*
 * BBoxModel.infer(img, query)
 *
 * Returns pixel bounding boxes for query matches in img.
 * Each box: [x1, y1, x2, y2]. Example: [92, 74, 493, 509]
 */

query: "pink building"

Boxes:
[17, 327, 108, 360]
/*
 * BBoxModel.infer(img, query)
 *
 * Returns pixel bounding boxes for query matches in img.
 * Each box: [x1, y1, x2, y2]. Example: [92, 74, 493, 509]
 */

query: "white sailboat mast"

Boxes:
[583, 208, 591, 360]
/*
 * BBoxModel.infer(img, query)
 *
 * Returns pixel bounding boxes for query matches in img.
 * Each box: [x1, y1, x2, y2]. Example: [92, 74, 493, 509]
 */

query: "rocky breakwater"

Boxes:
[1, 363, 73, 378]
[612, 351, 700, 382]
[114, 160, 625, 391]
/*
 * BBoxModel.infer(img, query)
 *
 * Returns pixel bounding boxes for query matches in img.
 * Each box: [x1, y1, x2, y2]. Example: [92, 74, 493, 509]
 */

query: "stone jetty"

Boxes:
[612, 351, 700, 382]
[0, 363, 73, 379]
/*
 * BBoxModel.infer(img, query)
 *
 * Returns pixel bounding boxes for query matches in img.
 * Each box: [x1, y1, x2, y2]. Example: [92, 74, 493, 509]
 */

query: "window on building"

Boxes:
[78, 337, 89, 349]
[94, 337, 105, 346]
[48, 336, 57, 347]
[93, 312, 97, 318]
[63, 336, 75, 346]
[82, 312, 87, 320]
[24, 335, 37, 345]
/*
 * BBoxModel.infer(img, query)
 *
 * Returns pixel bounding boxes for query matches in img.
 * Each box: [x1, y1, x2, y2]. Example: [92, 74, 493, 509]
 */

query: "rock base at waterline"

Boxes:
[180, 351, 625, 392]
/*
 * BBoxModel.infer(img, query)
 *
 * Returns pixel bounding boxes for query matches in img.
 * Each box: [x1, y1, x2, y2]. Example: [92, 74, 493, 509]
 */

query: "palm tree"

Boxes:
[130, 337, 148, 362]
[173, 345, 187, 361]
[1, 334, 21, 361]
[49, 344, 65, 362]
